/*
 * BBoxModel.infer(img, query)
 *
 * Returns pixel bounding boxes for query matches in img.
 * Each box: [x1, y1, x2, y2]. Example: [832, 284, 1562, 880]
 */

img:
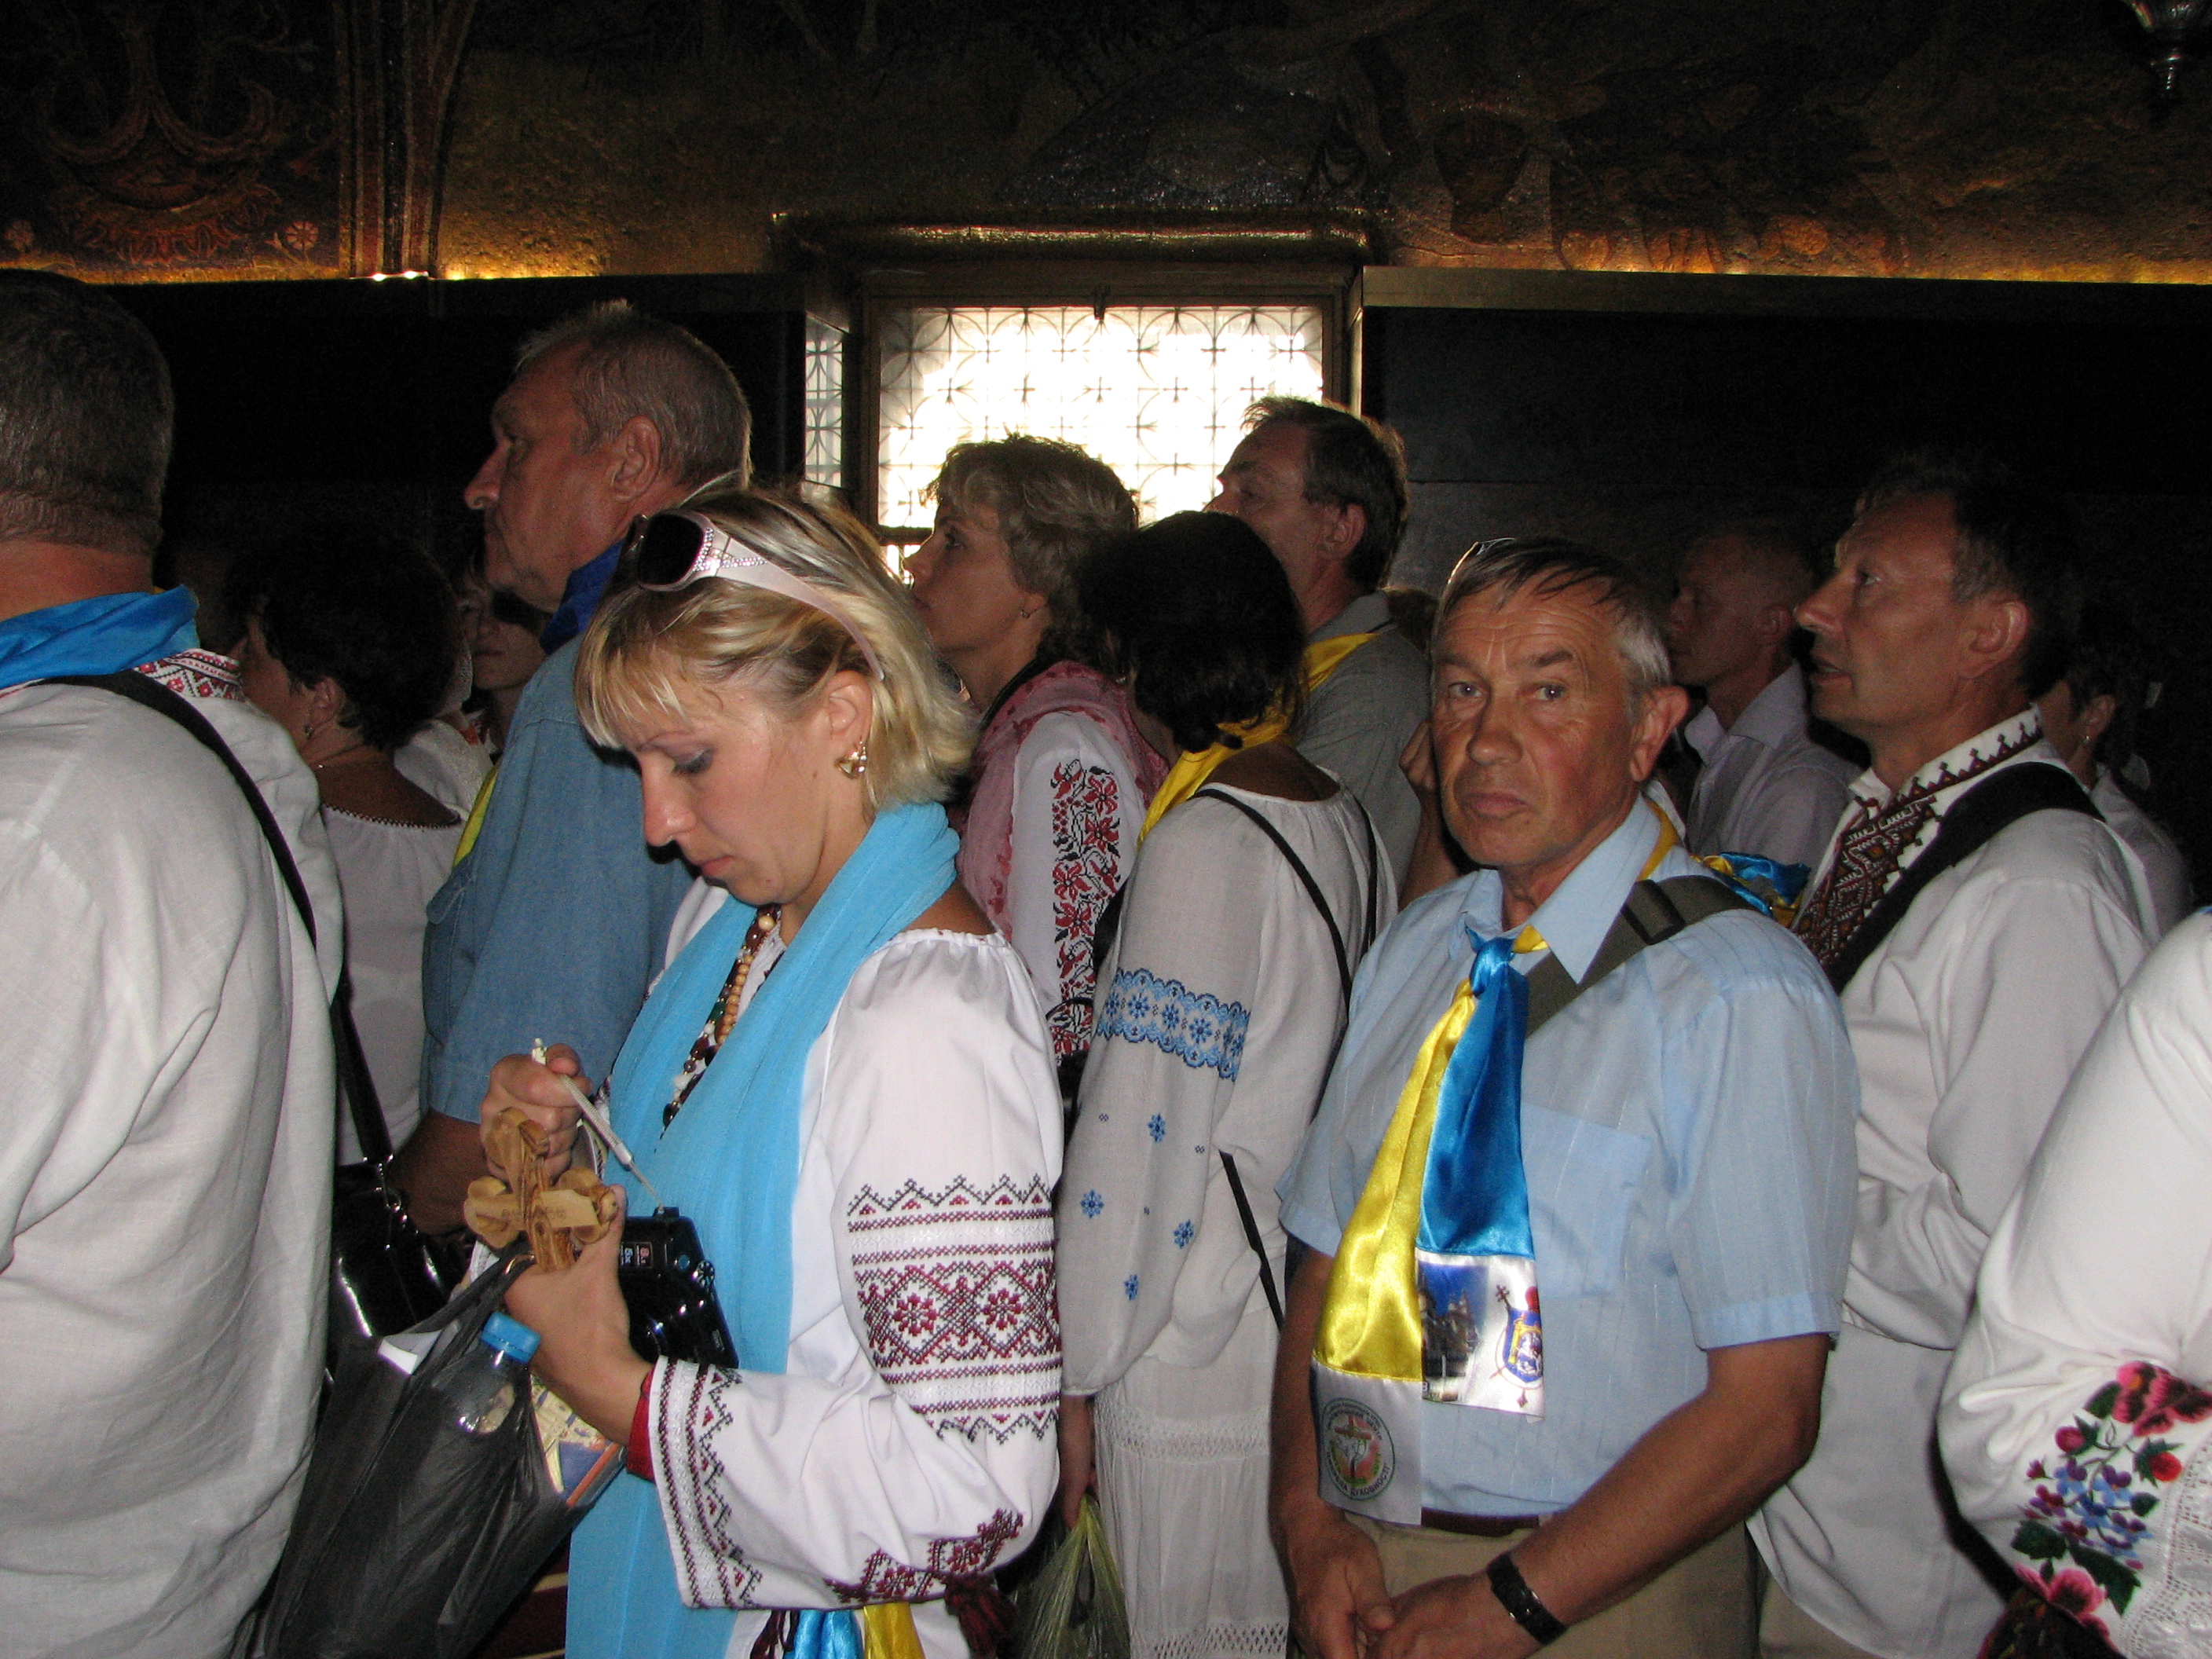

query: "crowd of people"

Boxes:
[1, 267, 2205, 1659]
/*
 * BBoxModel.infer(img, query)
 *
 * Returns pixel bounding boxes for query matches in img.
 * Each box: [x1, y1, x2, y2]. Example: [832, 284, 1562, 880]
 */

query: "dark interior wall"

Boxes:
[1364, 281, 2212, 885]
[111, 276, 816, 630]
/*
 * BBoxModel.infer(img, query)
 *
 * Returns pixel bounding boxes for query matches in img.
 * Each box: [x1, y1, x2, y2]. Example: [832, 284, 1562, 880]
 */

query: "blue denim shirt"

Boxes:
[1279, 804, 1859, 1514]
[418, 631, 693, 1122]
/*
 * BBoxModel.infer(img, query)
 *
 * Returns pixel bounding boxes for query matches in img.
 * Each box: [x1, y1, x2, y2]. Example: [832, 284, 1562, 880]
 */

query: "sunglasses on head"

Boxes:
[623, 511, 884, 680]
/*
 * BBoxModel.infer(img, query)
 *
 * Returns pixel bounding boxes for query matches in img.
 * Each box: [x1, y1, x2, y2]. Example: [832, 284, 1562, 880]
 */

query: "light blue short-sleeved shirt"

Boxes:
[1278, 804, 1858, 1515]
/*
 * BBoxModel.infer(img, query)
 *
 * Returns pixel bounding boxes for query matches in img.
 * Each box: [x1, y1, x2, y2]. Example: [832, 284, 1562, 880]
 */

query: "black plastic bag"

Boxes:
[257, 1252, 621, 1658]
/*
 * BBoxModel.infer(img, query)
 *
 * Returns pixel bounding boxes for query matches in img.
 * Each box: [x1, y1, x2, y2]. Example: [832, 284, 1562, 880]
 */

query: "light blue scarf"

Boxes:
[569, 801, 960, 1659]
[0, 588, 197, 690]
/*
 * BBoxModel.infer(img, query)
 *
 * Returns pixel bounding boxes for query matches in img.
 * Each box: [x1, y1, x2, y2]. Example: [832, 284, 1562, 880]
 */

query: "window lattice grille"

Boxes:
[876, 303, 1328, 529]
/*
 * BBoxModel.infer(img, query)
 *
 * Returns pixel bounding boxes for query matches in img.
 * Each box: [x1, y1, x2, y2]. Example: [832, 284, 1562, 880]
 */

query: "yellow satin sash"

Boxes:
[1314, 807, 1676, 1382]
[860, 1602, 926, 1659]
[452, 762, 499, 865]
[1138, 632, 1377, 840]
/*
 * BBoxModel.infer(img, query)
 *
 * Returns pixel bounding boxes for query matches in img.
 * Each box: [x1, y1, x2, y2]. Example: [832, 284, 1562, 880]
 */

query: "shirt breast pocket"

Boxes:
[1521, 1105, 1650, 1302]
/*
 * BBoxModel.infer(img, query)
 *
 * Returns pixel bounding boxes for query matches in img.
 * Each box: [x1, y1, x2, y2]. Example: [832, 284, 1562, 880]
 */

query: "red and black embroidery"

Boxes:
[824, 1508, 1024, 1604]
[657, 1364, 765, 1609]
[848, 1177, 1060, 1444]
[1046, 760, 1124, 1061]
[135, 649, 245, 702]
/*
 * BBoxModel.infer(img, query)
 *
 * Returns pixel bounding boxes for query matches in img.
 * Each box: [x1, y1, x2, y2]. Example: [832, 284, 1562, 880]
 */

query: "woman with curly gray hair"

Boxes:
[909, 435, 1163, 1087]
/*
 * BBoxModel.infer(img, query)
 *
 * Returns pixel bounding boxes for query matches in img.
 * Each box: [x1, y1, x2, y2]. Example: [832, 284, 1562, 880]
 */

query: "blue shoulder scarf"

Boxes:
[0, 588, 198, 690]
[569, 800, 961, 1659]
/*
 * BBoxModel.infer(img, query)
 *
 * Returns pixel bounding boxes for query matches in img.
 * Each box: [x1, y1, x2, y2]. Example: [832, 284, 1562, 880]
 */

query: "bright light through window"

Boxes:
[877, 303, 1328, 530]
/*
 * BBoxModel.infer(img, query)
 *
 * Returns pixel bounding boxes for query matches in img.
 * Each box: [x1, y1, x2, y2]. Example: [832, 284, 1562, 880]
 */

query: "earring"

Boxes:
[836, 740, 869, 779]
[302, 717, 315, 742]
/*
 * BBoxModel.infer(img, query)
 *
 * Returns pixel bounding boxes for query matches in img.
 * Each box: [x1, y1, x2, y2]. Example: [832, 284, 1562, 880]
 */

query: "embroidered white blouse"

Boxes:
[1058, 783, 1392, 1390]
[639, 928, 1063, 1659]
[993, 711, 1148, 1064]
[1941, 911, 2212, 1657]
[1752, 711, 2157, 1658]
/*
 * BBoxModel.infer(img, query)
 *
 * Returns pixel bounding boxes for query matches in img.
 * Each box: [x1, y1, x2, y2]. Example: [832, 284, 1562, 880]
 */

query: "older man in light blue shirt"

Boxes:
[1269, 537, 1858, 1659]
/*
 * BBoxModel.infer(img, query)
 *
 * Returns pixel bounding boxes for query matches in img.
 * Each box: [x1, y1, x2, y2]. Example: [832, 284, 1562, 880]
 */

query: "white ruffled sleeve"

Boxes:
[648, 932, 1063, 1611]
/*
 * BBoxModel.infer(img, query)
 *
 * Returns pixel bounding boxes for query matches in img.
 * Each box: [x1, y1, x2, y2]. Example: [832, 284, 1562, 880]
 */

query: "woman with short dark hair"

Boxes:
[1057, 511, 1394, 1659]
[228, 526, 462, 1155]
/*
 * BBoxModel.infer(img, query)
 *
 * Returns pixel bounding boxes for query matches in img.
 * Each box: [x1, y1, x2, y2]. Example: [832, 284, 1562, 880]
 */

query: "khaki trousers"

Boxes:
[1349, 1514, 1756, 1659]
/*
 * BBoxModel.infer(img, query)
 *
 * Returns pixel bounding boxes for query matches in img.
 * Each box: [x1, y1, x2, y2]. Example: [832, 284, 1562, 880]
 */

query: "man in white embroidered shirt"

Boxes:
[1752, 452, 2155, 1659]
[1666, 518, 1856, 870]
[1273, 538, 1857, 1659]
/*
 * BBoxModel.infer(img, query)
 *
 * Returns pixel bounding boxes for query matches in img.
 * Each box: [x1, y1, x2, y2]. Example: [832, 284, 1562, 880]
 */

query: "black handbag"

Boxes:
[50, 672, 467, 1359]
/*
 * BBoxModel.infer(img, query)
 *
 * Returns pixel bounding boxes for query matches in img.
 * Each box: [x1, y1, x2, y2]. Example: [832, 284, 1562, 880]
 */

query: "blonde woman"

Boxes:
[489, 490, 1062, 1659]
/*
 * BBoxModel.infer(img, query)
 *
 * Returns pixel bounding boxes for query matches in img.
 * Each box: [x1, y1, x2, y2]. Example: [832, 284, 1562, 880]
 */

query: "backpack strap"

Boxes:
[1193, 787, 1352, 999]
[1822, 763, 2100, 995]
[1522, 873, 1756, 1038]
[46, 670, 394, 1164]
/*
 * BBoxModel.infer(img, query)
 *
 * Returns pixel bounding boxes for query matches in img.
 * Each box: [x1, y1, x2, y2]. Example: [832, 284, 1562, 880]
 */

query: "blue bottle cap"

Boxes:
[479, 1311, 541, 1364]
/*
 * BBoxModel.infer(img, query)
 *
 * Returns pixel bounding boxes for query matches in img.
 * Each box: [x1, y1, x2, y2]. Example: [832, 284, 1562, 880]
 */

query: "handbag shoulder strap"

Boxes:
[45, 670, 394, 1163]
[1824, 762, 2100, 994]
[1191, 785, 1379, 1332]
[1192, 786, 1352, 1001]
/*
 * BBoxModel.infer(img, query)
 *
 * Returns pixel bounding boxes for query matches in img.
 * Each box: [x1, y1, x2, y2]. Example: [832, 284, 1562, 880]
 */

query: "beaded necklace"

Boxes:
[665, 904, 782, 1130]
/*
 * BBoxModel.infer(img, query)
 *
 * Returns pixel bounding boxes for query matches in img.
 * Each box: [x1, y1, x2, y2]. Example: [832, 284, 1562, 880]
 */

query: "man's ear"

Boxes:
[2078, 690, 2119, 753]
[1756, 600, 1796, 651]
[1320, 500, 1368, 570]
[1630, 683, 1691, 781]
[304, 674, 346, 729]
[1959, 594, 2032, 690]
[603, 416, 668, 510]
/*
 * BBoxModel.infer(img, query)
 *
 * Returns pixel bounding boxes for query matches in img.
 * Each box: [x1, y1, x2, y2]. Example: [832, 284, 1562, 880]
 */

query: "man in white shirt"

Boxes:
[0, 274, 335, 1657]
[1751, 453, 2154, 1659]
[1666, 520, 1857, 870]
[2034, 599, 2192, 936]
[1211, 397, 1430, 881]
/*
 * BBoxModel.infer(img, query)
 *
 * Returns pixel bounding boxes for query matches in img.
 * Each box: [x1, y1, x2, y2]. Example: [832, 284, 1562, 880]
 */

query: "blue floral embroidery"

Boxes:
[1147, 1114, 1166, 1143]
[1124, 1274, 1140, 1300]
[1097, 967, 1249, 1080]
[1079, 1189, 1104, 1218]
[1173, 1220, 1195, 1249]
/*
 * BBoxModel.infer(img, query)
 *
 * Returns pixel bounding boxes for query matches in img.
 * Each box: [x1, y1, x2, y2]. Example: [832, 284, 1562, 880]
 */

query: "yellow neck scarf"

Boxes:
[1138, 632, 1376, 840]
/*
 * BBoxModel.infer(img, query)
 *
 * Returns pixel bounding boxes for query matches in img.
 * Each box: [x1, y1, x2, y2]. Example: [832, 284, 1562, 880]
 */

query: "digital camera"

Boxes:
[617, 1209, 738, 1367]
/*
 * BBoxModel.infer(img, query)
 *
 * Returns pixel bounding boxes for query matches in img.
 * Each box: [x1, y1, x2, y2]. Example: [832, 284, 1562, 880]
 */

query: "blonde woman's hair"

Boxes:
[575, 487, 974, 811]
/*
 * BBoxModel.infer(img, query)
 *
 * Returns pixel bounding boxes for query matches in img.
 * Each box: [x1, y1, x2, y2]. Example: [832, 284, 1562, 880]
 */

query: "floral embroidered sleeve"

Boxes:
[1985, 1364, 2212, 1650]
[1940, 915, 2212, 1657]
[1002, 712, 1143, 1065]
[648, 934, 1061, 1613]
[1056, 797, 1267, 1396]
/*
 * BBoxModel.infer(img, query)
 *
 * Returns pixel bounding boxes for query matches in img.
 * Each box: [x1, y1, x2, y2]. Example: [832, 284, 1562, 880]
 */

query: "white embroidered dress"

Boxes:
[1058, 783, 1392, 1659]
[635, 927, 1063, 1659]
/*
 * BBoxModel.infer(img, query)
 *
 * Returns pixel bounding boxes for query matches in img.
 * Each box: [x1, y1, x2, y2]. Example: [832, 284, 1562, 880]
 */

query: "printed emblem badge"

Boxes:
[1320, 1397, 1396, 1503]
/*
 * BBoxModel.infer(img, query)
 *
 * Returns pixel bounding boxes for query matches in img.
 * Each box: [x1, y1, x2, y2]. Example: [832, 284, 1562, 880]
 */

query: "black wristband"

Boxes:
[1486, 1551, 1568, 1646]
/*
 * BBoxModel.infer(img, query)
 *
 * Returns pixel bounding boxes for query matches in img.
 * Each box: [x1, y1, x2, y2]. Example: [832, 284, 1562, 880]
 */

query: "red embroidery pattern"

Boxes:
[1046, 760, 1126, 1061]
[824, 1509, 1024, 1604]
[134, 649, 245, 702]
[1795, 720, 2041, 967]
[657, 1364, 765, 1609]
[848, 1177, 1059, 1444]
